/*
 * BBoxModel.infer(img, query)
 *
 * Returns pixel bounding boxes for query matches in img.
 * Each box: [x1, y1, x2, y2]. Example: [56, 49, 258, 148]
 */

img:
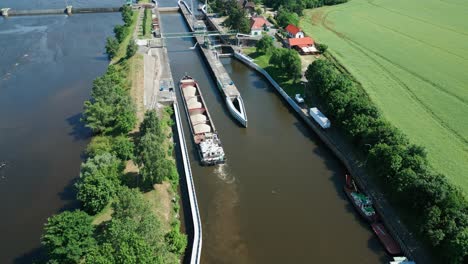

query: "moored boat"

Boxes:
[344, 174, 377, 222]
[179, 75, 225, 165]
[371, 222, 402, 256]
[225, 94, 247, 127]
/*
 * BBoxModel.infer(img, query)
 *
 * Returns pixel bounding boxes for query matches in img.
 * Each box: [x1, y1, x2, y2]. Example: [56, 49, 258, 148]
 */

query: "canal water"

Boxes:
[161, 11, 389, 264]
[0, 1, 124, 262]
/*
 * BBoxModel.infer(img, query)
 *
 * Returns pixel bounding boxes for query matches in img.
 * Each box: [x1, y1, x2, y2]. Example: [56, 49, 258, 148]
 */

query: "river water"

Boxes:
[1, 0, 389, 262]
[0, 1, 123, 262]
[161, 11, 389, 264]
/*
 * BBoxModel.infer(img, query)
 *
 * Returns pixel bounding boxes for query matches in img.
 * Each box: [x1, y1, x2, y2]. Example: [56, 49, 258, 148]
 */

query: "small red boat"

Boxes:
[371, 222, 402, 255]
[344, 174, 378, 222]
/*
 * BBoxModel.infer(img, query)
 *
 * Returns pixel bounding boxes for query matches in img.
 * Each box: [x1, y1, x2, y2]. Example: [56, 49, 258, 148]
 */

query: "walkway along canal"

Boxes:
[160, 9, 390, 263]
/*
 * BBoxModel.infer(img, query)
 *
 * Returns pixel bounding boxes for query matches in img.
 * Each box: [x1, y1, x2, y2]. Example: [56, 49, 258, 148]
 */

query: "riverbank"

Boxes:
[39, 5, 187, 263]
[235, 50, 430, 263]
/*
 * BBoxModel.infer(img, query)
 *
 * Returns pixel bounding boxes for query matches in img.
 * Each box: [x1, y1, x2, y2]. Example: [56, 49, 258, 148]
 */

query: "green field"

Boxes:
[300, 0, 468, 192]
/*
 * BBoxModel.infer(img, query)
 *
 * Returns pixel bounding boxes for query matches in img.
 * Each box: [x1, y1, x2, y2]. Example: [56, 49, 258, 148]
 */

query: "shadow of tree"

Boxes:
[66, 113, 92, 142]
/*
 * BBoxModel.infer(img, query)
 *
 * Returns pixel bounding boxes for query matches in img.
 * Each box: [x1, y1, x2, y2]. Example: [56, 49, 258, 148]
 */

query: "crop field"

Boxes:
[300, 0, 468, 192]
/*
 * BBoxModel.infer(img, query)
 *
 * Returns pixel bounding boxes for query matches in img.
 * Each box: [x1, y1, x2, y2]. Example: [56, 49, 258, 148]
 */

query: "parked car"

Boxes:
[295, 94, 304, 103]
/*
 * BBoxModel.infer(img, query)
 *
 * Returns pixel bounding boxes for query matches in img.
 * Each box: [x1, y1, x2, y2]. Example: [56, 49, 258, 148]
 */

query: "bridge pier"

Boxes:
[66, 5, 72, 15]
[1, 8, 10, 17]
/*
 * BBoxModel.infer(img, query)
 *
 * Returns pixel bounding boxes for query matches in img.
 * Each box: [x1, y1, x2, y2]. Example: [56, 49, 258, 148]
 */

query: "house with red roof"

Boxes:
[250, 16, 272, 37]
[287, 37, 318, 54]
[285, 24, 305, 38]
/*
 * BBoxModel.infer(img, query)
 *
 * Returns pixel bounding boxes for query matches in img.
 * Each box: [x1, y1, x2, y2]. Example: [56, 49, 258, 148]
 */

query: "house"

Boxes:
[288, 37, 318, 54]
[250, 16, 272, 37]
[285, 24, 304, 38]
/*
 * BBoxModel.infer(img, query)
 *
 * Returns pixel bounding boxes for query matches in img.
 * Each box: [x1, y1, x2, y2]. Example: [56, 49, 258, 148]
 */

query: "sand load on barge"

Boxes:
[179, 75, 225, 165]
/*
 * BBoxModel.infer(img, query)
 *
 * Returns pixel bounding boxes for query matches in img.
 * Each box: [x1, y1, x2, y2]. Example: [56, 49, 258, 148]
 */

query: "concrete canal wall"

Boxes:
[233, 51, 427, 263]
[173, 101, 203, 264]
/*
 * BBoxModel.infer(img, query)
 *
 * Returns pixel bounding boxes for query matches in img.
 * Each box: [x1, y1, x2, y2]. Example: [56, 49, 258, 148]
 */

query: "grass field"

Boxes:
[299, 0, 468, 192]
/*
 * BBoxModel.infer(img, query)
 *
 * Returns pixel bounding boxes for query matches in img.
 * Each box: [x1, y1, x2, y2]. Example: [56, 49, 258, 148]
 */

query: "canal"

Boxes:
[161, 10, 389, 264]
[0, 0, 124, 262]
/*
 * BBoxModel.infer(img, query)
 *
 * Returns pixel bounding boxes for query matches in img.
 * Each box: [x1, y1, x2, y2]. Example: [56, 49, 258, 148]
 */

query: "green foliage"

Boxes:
[121, 5, 133, 26]
[316, 43, 328, 53]
[269, 48, 301, 80]
[225, 8, 251, 34]
[76, 153, 123, 214]
[276, 7, 299, 27]
[105, 37, 119, 59]
[82, 65, 136, 135]
[299, 0, 468, 196]
[256, 35, 274, 54]
[165, 222, 187, 255]
[86, 136, 113, 158]
[126, 39, 138, 59]
[264, 0, 347, 14]
[114, 24, 128, 43]
[305, 59, 468, 262]
[42, 210, 96, 263]
[85, 187, 176, 263]
[112, 135, 135, 160]
[142, 8, 152, 38]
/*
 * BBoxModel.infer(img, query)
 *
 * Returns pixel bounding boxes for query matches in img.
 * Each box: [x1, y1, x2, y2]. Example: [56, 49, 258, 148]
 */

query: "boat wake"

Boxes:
[215, 164, 235, 184]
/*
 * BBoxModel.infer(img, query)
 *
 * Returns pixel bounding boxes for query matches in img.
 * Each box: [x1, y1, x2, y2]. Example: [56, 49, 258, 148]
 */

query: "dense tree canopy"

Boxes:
[76, 153, 123, 214]
[269, 48, 302, 80]
[42, 210, 96, 263]
[82, 65, 136, 135]
[305, 59, 468, 262]
[256, 35, 275, 54]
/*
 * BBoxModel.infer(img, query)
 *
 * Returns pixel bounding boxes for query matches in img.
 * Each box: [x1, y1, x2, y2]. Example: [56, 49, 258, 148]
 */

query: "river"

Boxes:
[0, 1, 124, 262]
[0, 0, 389, 263]
[160, 11, 389, 264]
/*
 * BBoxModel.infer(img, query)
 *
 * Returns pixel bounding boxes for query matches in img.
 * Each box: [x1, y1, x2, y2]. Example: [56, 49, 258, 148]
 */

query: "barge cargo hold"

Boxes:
[179, 75, 226, 166]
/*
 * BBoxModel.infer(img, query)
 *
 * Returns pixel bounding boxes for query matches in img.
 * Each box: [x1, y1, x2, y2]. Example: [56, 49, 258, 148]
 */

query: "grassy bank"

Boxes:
[299, 0, 468, 193]
[243, 47, 302, 96]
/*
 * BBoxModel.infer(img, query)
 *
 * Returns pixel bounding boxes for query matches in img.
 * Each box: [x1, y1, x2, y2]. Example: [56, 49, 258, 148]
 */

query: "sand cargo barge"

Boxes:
[179, 75, 225, 165]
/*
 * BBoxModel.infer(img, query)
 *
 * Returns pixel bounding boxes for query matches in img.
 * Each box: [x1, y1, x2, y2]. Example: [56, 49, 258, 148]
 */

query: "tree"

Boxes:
[105, 37, 119, 60]
[112, 135, 135, 161]
[283, 49, 301, 80]
[114, 24, 128, 43]
[42, 210, 95, 263]
[121, 5, 134, 26]
[126, 39, 138, 59]
[136, 133, 173, 187]
[86, 136, 113, 158]
[276, 8, 299, 27]
[76, 153, 123, 214]
[316, 43, 328, 53]
[256, 35, 274, 54]
[225, 8, 251, 34]
[140, 110, 163, 137]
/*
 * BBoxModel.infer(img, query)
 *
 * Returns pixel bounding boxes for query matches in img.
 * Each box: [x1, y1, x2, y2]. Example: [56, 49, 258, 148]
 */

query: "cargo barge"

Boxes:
[344, 174, 377, 223]
[178, 75, 225, 165]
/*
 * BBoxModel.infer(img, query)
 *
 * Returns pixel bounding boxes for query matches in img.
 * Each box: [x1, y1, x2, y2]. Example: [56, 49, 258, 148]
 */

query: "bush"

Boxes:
[256, 35, 274, 54]
[165, 222, 187, 255]
[316, 43, 328, 53]
[105, 37, 119, 60]
[42, 210, 95, 263]
[126, 39, 138, 59]
[76, 153, 123, 214]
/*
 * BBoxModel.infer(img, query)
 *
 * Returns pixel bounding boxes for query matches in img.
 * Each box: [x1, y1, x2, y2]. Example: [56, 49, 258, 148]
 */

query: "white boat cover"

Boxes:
[190, 114, 207, 123]
[194, 123, 211, 134]
[187, 97, 202, 109]
[184, 85, 197, 97]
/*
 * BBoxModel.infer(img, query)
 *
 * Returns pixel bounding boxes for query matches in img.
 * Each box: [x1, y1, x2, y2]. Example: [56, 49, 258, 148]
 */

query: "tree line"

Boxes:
[305, 59, 468, 263]
[40, 6, 187, 263]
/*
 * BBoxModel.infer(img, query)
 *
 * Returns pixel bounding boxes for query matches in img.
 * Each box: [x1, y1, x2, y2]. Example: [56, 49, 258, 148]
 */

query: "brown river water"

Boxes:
[0, 0, 388, 262]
